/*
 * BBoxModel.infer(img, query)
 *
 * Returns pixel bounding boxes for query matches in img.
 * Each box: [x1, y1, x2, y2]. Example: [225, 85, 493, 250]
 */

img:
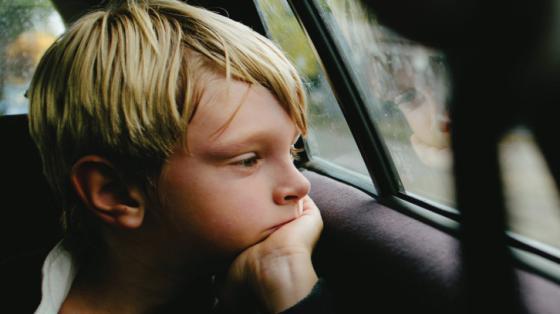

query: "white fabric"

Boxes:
[34, 242, 78, 314]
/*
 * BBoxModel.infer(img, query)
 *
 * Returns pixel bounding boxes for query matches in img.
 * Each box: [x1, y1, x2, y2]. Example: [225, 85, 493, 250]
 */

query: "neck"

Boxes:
[61, 235, 216, 314]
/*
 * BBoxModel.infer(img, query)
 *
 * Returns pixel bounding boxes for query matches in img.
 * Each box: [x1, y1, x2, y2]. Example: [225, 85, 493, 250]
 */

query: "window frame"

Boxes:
[283, 0, 460, 220]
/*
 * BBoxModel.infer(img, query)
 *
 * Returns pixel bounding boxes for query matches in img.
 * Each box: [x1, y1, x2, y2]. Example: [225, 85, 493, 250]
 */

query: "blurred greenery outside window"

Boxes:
[0, 0, 64, 115]
[255, 0, 371, 182]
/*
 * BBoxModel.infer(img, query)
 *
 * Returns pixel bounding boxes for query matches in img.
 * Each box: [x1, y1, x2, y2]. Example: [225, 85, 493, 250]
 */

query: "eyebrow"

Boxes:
[205, 140, 255, 157]
[204, 129, 300, 158]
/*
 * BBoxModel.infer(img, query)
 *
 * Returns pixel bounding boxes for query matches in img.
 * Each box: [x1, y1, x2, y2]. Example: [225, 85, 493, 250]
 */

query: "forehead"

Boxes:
[186, 78, 297, 151]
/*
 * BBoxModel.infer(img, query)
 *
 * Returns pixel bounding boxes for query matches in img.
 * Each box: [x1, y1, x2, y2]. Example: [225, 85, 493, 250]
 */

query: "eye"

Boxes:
[394, 88, 417, 105]
[232, 153, 261, 168]
[394, 88, 426, 110]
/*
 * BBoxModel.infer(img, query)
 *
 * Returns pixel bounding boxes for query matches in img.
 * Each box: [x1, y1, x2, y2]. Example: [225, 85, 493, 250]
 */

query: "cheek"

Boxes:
[188, 197, 270, 257]
[161, 174, 273, 257]
[405, 105, 449, 148]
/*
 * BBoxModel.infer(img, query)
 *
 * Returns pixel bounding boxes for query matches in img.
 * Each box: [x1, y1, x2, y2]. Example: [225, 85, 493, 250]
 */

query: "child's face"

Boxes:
[396, 87, 450, 149]
[392, 61, 450, 150]
[157, 78, 310, 260]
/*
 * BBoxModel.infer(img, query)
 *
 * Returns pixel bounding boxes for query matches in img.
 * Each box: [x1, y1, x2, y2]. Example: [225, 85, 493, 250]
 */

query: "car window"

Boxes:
[0, 0, 64, 116]
[261, 0, 560, 255]
[313, 0, 455, 208]
[314, 0, 560, 251]
[255, 0, 372, 186]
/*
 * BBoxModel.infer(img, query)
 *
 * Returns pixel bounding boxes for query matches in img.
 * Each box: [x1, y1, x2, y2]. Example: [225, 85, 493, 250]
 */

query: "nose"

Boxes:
[273, 164, 310, 206]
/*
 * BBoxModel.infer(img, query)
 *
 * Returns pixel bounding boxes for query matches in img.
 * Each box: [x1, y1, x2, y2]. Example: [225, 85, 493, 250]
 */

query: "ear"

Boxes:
[70, 155, 145, 229]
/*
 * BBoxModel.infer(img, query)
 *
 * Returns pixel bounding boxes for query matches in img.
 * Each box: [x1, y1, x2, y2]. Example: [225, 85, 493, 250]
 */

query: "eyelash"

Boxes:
[393, 88, 426, 109]
[234, 146, 302, 168]
[236, 155, 260, 168]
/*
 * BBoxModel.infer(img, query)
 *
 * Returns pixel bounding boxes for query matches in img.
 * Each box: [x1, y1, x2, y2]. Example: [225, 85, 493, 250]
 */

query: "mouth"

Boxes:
[267, 204, 302, 232]
[269, 218, 296, 231]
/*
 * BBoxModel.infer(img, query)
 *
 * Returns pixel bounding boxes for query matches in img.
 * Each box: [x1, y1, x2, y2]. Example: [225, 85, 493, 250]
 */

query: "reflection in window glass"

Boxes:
[0, 0, 64, 115]
[316, 0, 454, 207]
[500, 128, 560, 249]
[256, 0, 371, 179]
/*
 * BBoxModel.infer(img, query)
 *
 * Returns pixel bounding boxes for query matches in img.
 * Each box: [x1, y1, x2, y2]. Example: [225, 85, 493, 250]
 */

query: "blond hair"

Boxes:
[28, 0, 306, 256]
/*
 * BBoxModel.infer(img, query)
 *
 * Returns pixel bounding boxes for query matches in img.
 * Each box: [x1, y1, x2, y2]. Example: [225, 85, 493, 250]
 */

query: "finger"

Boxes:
[297, 199, 304, 216]
[301, 197, 322, 223]
[301, 195, 318, 213]
[300, 196, 324, 240]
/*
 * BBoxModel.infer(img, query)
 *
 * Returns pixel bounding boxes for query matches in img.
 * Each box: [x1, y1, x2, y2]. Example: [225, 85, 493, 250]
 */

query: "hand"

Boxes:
[221, 196, 323, 313]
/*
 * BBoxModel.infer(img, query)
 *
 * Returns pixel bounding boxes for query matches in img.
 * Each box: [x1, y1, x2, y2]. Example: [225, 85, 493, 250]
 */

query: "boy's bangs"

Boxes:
[175, 4, 308, 135]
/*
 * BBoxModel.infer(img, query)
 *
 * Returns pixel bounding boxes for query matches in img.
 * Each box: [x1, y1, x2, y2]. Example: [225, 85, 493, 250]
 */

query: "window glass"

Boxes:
[256, 0, 371, 180]
[499, 127, 560, 249]
[0, 0, 64, 115]
[314, 0, 455, 207]
[310, 0, 560, 249]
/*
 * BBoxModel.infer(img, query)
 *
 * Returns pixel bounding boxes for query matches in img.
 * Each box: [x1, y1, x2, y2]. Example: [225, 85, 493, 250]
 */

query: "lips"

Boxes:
[269, 204, 302, 232]
[269, 218, 296, 231]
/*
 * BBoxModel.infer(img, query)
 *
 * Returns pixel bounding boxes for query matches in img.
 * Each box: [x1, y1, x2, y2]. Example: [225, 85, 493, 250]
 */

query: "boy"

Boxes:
[27, 0, 330, 313]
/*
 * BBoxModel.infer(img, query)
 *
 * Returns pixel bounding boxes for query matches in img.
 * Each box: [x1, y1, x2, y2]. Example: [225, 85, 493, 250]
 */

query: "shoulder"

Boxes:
[0, 246, 51, 312]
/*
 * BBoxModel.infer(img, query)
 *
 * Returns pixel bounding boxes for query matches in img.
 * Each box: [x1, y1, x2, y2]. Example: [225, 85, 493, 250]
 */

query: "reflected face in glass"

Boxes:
[393, 85, 450, 149]
[157, 78, 310, 260]
[390, 56, 450, 150]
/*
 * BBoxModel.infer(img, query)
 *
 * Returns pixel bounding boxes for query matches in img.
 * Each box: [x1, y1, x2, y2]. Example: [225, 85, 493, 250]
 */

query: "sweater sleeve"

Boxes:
[278, 278, 335, 314]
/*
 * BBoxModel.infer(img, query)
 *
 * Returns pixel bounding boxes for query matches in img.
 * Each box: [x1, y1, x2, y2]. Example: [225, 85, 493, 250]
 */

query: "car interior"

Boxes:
[1, 0, 559, 313]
